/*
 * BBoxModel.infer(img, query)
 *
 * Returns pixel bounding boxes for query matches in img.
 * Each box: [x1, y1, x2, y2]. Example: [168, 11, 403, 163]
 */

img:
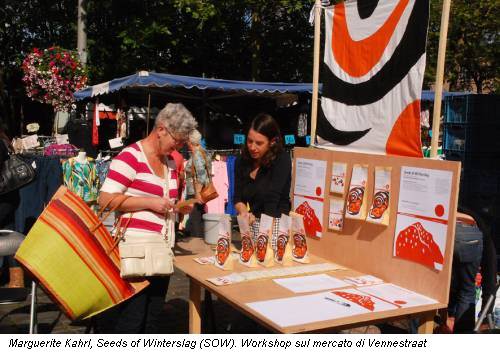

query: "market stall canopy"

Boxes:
[74, 71, 465, 103]
[74, 71, 314, 101]
[421, 90, 467, 101]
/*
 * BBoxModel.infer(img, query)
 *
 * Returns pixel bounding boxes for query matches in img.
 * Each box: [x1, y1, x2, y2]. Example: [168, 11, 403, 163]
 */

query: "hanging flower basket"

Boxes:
[21, 47, 88, 112]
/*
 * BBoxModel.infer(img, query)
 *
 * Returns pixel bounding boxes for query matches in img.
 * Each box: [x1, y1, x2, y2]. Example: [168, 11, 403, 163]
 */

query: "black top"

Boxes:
[0, 139, 19, 229]
[233, 151, 291, 218]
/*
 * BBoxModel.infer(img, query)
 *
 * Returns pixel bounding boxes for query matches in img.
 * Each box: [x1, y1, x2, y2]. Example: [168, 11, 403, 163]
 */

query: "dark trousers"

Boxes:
[449, 223, 483, 333]
[186, 196, 205, 237]
[95, 276, 170, 333]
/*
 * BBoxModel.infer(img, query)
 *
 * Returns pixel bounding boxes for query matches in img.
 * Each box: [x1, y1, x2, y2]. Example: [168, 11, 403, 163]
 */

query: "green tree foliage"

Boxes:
[0, 0, 76, 132]
[2, 0, 498, 134]
[84, 0, 313, 82]
[425, 0, 499, 93]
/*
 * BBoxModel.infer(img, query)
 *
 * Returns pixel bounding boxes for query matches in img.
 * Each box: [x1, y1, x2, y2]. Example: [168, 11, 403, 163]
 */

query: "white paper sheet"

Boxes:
[328, 197, 345, 231]
[330, 162, 347, 194]
[247, 292, 365, 327]
[358, 283, 438, 308]
[294, 158, 327, 199]
[343, 275, 384, 287]
[273, 274, 348, 293]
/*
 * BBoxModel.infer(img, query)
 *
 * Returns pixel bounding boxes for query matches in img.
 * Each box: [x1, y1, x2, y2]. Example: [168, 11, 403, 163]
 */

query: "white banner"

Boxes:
[1, 334, 496, 352]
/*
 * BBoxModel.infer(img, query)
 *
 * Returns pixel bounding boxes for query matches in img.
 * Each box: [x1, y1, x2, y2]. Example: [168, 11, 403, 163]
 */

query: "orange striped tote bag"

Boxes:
[15, 186, 148, 320]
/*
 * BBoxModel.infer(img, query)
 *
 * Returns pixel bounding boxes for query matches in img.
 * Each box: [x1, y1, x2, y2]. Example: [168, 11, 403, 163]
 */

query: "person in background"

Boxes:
[97, 103, 196, 333]
[184, 129, 211, 238]
[447, 208, 484, 333]
[0, 125, 23, 288]
[171, 149, 185, 196]
[170, 149, 186, 238]
[233, 113, 291, 239]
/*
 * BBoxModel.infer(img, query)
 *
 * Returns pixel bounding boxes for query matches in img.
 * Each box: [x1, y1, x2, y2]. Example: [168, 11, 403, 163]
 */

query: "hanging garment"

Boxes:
[206, 160, 229, 214]
[225, 155, 237, 216]
[62, 157, 100, 203]
[15, 156, 63, 233]
[96, 158, 112, 186]
[44, 143, 79, 156]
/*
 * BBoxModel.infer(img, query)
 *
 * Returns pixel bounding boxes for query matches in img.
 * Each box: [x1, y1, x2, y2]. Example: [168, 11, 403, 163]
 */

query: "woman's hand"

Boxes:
[150, 197, 176, 214]
[177, 203, 195, 214]
[248, 212, 256, 225]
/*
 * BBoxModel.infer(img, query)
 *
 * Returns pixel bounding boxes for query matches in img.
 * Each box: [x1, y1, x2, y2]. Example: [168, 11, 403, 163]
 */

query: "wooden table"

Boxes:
[174, 238, 443, 334]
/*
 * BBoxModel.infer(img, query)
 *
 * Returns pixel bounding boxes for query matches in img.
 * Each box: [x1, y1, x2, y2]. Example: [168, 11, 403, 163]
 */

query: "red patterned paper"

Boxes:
[395, 222, 444, 269]
[333, 291, 375, 311]
[295, 201, 322, 238]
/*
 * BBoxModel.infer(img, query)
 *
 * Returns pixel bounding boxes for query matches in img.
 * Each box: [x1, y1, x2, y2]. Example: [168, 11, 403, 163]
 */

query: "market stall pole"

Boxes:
[430, 0, 452, 158]
[310, 0, 321, 145]
[146, 91, 151, 135]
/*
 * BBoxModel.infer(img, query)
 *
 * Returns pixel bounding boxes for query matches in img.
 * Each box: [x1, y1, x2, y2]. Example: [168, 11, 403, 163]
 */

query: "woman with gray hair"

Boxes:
[97, 102, 197, 333]
[185, 129, 211, 238]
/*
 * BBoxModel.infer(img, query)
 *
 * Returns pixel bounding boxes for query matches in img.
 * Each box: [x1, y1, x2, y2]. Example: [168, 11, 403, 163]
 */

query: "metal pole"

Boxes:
[310, 0, 321, 146]
[430, 0, 452, 158]
[77, 0, 87, 66]
[146, 92, 151, 135]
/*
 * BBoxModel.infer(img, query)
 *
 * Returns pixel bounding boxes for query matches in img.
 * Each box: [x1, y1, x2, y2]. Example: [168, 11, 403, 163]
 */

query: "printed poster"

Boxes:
[293, 158, 327, 239]
[293, 195, 323, 239]
[328, 197, 344, 232]
[394, 167, 453, 271]
[294, 158, 327, 198]
[330, 162, 347, 195]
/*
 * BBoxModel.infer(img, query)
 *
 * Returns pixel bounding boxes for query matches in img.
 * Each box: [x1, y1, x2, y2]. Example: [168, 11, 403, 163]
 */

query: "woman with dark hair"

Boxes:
[234, 113, 291, 235]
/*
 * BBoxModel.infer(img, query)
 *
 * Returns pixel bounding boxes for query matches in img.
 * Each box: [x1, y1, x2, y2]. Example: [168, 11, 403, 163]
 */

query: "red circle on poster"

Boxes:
[315, 187, 322, 196]
[435, 204, 445, 217]
[394, 300, 407, 305]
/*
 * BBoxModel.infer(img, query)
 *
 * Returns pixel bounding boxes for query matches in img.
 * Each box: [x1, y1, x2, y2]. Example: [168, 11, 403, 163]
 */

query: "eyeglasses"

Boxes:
[164, 126, 187, 146]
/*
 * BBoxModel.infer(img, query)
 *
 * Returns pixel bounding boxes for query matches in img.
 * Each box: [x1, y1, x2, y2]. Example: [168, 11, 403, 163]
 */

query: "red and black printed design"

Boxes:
[395, 222, 444, 269]
[216, 237, 230, 266]
[346, 186, 365, 215]
[295, 201, 322, 237]
[292, 233, 308, 259]
[275, 234, 289, 262]
[256, 235, 268, 262]
[240, 235, 255, 263]
[333, 291, 376, 311]
[317, 0, 429, 157]
[369, 191, 389, 219]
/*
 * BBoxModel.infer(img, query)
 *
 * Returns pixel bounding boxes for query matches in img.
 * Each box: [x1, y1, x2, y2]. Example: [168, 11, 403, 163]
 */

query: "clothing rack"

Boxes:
[206, 149, 240, 154]
[98, 149, 121, 155]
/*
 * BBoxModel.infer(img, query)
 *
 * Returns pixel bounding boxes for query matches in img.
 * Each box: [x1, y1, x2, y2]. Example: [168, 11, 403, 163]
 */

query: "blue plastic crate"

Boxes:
[445, 94, 500, 124]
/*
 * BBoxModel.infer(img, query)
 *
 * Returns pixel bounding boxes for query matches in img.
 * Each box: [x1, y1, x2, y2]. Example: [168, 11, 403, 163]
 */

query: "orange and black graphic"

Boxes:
[240, 235, 254, 263]
[256, 235, 268, 262]
[275, 234, 289, 262]
[347, 186, 365, 215]
[216, 237, 230, 266]
[317, 0, 429, 157]
[369, 191, 389, 219]
[292, 233, 307, 259]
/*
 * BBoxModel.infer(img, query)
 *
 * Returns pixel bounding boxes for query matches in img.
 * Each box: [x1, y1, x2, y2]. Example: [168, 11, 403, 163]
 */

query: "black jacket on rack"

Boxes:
[0, 140, 19, 230]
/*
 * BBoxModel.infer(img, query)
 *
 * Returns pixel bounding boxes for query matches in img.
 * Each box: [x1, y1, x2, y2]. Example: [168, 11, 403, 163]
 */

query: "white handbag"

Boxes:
[119, 232, 174, 278]
[117, 163, 176, 278]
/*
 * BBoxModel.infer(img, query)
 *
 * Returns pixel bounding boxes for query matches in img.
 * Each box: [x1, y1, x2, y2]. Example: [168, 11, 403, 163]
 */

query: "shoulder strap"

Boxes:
[198, 148, 213, 181]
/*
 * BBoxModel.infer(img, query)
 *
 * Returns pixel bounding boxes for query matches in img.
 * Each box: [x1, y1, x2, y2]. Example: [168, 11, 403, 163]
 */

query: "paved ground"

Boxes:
[0, 237, 411, 334]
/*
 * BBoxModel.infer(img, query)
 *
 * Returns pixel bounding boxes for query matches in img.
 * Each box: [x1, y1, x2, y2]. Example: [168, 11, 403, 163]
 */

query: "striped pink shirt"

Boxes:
[101, 142, 178, 239]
